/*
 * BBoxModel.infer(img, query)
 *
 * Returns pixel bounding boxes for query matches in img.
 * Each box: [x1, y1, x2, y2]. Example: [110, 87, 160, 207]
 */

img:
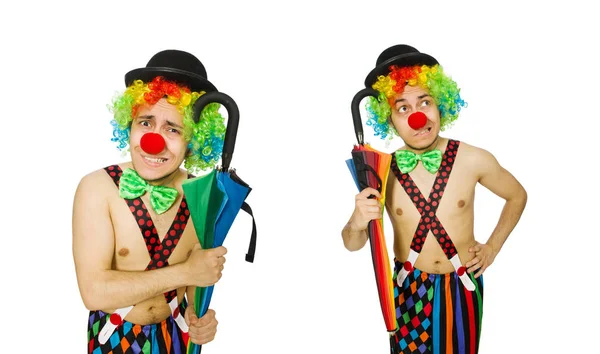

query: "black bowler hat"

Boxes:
[125, 49, 217, 92]
[364, 44, 438, 87]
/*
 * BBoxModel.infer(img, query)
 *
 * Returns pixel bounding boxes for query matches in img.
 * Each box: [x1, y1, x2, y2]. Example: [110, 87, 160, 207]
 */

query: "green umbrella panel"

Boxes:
[181, 168, 225, 345]
[182, 169, 225, 250]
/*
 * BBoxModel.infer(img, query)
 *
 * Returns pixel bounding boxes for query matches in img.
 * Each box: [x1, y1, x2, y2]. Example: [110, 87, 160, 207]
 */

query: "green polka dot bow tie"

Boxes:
[119, 168, 179, 214]
[395, 149, 443, 174]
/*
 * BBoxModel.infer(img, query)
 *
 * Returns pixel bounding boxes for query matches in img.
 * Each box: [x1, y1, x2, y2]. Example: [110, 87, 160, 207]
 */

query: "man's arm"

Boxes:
[475, 148, 528, 254]
[72, 171, 224, 310]
[342, 222, 369, 251]
[341, 187, 382, 251]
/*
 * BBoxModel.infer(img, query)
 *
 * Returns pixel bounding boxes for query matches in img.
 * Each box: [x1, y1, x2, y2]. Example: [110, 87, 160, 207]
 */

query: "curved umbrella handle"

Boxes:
[192, 91, 240, 171]
[354, 162, 383, 193]
[351, 88, 380, 145]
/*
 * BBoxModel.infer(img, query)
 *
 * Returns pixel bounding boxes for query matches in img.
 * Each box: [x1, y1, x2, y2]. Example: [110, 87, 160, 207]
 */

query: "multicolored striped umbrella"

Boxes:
[346, 88, 398, 335]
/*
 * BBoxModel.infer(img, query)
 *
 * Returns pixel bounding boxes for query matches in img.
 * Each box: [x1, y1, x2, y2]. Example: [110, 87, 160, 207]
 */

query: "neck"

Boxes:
[405, 135, 441, 153]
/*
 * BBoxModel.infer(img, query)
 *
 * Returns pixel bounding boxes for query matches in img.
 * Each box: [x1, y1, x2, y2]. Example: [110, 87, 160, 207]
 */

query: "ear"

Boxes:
[387, 117, 398, 134]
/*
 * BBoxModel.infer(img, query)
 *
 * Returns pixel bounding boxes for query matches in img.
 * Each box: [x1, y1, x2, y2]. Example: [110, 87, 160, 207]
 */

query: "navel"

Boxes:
[457, 200, 465, 208]
[395, 208, 403, 216]
[118, 248, 130, 257]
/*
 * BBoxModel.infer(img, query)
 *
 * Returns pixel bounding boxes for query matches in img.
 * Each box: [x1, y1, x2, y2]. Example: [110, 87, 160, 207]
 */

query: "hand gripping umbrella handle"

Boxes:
[192, 91, 240, 171]
[351, 88, 380, 145]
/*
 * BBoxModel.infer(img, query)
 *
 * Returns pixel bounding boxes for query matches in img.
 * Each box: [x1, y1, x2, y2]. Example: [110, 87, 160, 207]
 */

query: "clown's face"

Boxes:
[390, 84, 441, 151]
[129, 98, 188, 183]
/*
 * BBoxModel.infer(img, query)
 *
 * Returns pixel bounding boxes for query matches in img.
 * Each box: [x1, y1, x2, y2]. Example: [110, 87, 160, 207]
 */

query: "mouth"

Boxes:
[142, 155, 169, 165]
[414, 127, 432, 136]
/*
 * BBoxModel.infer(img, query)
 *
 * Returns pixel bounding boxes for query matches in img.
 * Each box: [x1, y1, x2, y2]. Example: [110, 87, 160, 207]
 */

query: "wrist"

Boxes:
[172, 262, 191, 287]
[346, 220, 364, 233]
[485, 241, 499, 256]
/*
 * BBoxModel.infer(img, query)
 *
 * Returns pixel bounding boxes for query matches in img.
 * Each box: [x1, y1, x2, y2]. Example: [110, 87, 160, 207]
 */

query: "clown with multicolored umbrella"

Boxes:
[342, 44, 527, 354]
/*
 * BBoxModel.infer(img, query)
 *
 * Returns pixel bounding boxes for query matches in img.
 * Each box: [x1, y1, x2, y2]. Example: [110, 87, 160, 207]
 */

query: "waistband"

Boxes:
[91, 298, 187, 329]
[394, 258, 460, 277]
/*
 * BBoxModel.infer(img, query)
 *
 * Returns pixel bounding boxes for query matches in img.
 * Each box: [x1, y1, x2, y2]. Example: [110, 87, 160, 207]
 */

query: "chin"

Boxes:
[418, 135, 439, 148]
[405, 129, 439, 150]
[139, 169, 176, 182]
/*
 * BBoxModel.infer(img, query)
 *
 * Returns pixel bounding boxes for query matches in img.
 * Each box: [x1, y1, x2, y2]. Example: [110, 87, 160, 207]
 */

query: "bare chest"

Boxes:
[109, 194, 197, 271]
[388, 167, 475, 220]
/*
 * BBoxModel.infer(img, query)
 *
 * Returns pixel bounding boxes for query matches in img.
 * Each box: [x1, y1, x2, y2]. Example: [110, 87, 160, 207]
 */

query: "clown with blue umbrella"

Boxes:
[79, 49, 256, 354]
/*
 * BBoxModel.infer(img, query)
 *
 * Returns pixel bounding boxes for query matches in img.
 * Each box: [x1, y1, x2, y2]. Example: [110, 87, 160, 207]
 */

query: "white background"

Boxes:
[1, 0, 598, 353]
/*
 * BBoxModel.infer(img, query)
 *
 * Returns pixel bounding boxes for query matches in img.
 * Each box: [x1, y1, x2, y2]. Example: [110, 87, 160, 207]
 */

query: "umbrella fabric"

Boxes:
[214, 170, 251, 246]
[183, 170, 225, 250]
[346, 145, 396, 333]
[346, 88, 398, 334]
[181, 171, 224, 322]
[184, 169, 254, 354]
[189, 169, 252, 320]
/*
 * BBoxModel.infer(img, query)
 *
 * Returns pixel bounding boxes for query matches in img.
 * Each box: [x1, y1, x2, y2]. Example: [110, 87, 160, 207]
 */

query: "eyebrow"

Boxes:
[137, 115, 184, 129]
[394, 94, 432, 104]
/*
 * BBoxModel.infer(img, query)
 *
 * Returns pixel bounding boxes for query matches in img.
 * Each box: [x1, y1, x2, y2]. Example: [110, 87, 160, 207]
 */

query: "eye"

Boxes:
[396, 105, 408, 113]
[420, 99, 432, 107]
[167, 128, 180, 135]
[139, 120, 151, 127]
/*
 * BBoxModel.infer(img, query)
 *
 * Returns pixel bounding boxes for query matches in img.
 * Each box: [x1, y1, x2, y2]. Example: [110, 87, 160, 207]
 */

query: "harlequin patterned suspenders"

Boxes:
[391, 140, 475, 291]
[98, 165, 191, 344]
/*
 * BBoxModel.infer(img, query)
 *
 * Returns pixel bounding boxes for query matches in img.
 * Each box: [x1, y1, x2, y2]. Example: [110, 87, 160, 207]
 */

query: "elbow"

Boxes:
[80, 286, 102, 311]
[519, 186, 528, 207]
[78, 279, 106, 311]
[82, 298, 99, 311]
[508, 186, 527, 210]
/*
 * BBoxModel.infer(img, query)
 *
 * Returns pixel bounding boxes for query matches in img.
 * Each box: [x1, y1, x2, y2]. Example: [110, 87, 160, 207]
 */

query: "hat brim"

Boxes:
[364, 52, 438, 88]
[125, 67, 218, 92]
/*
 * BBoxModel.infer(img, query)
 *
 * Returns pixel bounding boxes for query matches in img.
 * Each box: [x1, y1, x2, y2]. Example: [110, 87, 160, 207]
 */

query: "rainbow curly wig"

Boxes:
[108, 76, 225, 173]
[366, 64, 466, 140]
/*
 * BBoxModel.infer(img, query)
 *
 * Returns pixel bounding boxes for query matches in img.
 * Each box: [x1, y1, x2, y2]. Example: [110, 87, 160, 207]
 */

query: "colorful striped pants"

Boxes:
[87, 301, 189, 354]
[391, 261, 484, 354]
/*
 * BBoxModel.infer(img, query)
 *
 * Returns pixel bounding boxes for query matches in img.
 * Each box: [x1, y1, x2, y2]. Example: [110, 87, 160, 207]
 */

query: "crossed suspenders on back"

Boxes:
[98, 165, 190, 344]
[390, 140, 475, 291]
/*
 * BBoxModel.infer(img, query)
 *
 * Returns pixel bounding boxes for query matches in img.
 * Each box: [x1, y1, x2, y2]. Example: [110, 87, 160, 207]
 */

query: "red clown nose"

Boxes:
[140, 133, 166, 155]
[408, 112, 428, 130]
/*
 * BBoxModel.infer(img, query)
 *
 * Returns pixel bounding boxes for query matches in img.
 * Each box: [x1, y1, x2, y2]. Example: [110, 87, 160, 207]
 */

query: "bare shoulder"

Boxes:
[78, 167, 111, 188]
[75, 166, 120, 201]
[456, 141, 501, 177]
[457, 140, 494, 158]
